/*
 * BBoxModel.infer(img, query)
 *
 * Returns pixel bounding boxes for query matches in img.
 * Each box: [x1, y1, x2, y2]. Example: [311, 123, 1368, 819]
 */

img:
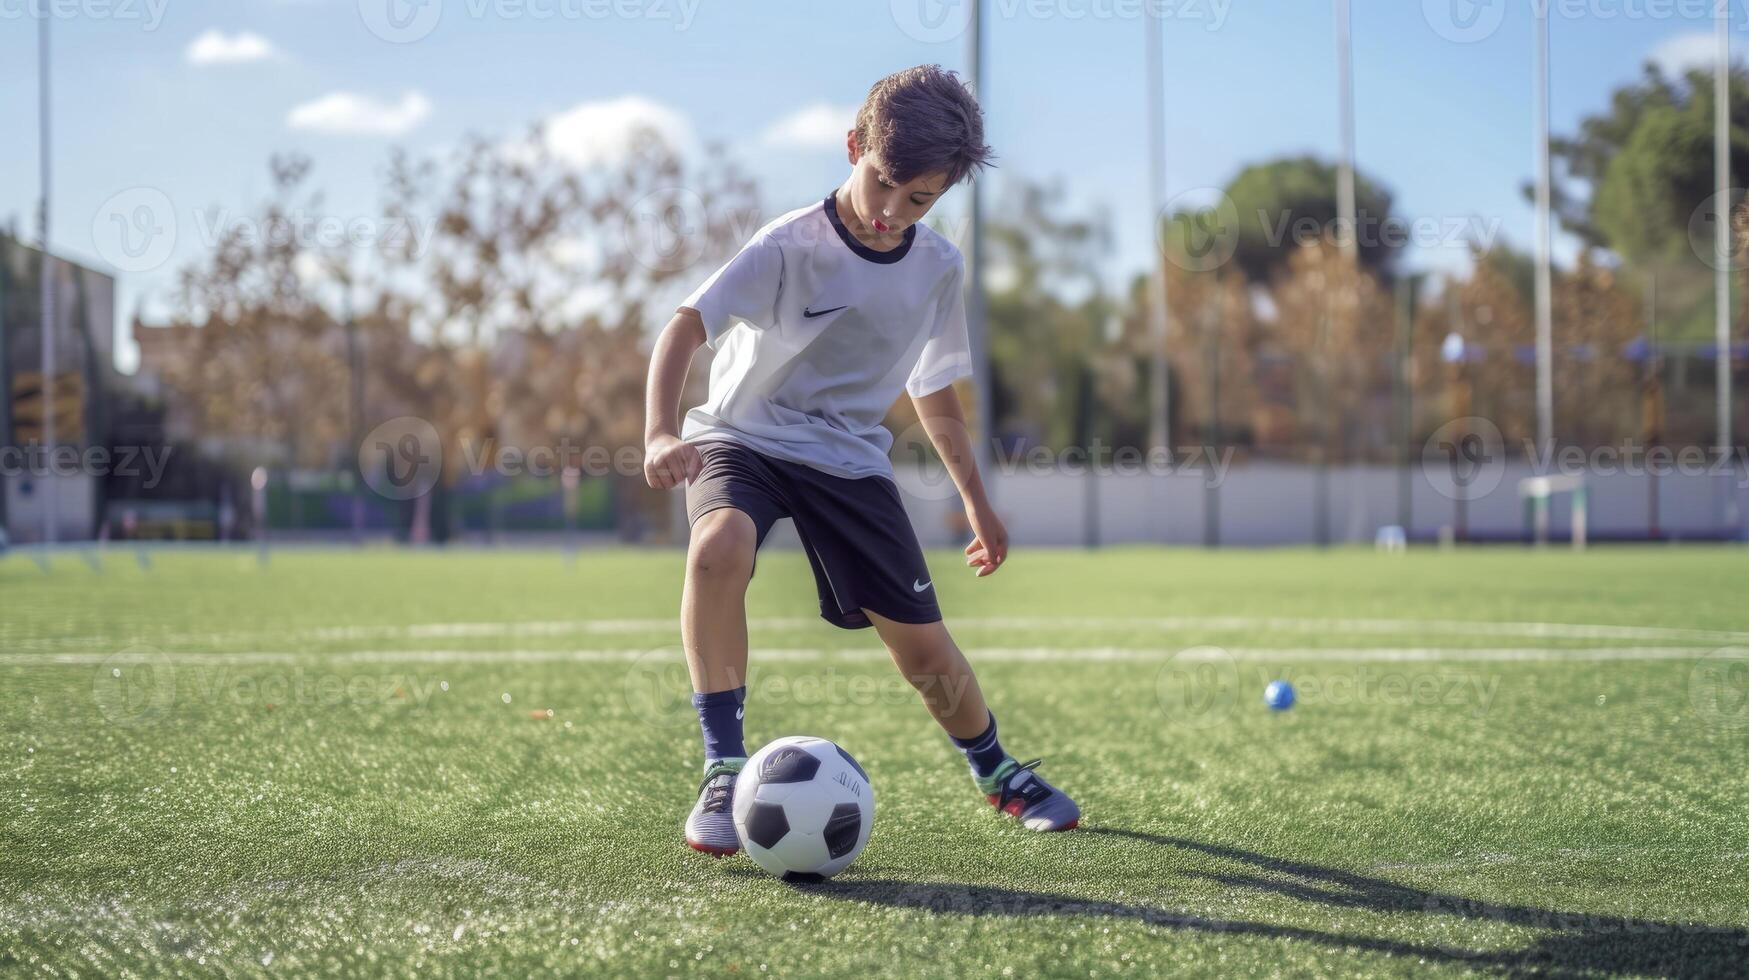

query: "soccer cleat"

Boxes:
[978, 758, 1081, 832]
[685, 758, 745, 855]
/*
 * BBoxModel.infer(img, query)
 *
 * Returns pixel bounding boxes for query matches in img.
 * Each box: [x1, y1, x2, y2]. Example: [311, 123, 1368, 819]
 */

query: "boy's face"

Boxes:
[841, 131, 949, 244]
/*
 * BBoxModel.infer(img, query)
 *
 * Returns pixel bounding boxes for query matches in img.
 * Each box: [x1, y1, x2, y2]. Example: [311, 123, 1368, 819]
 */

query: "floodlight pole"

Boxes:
[0, 243, 10, 538]
[1145, 6, 1171, 458]
[345, 286, 365, 544]
[1334, 0, 1358, 259]
[39, 11, 56, 547]
[1715, 2, 1738, 529]
[965, 0, 992, 481]
[1532, 4, 1555, 462]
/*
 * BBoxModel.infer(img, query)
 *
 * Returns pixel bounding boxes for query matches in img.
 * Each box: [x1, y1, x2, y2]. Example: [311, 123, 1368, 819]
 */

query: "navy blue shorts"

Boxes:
[684, 439, 943, 630]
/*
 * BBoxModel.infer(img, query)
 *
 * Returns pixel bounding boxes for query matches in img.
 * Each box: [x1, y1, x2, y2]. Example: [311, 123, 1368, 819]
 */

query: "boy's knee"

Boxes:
[892, 636, 960, 689]
[687, 510, 757, 587]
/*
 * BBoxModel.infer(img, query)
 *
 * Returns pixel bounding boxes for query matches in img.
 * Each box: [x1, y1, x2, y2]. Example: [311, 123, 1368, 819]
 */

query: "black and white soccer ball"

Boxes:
[732, 736, 874, 880]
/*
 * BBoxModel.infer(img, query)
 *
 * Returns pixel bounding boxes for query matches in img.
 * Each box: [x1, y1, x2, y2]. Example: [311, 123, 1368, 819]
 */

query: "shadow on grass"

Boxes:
[794, 827, 1747, 978]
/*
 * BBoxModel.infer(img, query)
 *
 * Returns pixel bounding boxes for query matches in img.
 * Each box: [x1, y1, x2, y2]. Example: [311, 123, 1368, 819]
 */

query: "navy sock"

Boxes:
[950, 712, 1007, 779]
[693, 687, 746, 765]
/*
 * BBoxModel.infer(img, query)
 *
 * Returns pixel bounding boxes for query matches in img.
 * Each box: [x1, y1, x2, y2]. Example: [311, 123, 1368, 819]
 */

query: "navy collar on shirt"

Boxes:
[823, 193, 915, 264]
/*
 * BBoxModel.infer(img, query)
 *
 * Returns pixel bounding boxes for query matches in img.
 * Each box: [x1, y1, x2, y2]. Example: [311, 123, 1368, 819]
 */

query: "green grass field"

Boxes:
[3, 545, 1747, 977]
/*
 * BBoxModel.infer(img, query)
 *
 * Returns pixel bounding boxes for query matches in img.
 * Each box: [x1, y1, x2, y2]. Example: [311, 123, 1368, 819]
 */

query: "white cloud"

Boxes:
[539, 95, 695, 168]
[186, 29, 278, 66]
[287, 91, 432, 137]
[760, 103, 855, 150]
[1649, 32, 1736, 78]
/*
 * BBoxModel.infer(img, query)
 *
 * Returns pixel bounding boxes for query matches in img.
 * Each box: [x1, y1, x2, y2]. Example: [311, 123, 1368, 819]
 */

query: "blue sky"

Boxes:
[0, 0, 1742, 372]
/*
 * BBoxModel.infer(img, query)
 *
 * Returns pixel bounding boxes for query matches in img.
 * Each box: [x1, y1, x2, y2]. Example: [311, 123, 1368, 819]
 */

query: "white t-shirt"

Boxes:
[679, 193, 973, 480]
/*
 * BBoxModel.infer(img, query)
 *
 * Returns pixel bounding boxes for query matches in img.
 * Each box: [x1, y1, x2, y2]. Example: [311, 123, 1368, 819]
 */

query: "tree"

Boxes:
[157, 155, 350, 469]
[156, 127, 762, 543]
[1550, 64, 1749, 262]
[370, 127, 759, 541]
[1548, 252, 1641, 449]
[1166, 156, 1399, 284]
[974, 179, 1121, 451]
[1415, 245, 1536, 451]
[1268, 241, 1397, 463]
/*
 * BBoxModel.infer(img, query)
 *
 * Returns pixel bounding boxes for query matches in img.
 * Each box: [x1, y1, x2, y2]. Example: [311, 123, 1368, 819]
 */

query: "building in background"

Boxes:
[0, 235, 118, 544]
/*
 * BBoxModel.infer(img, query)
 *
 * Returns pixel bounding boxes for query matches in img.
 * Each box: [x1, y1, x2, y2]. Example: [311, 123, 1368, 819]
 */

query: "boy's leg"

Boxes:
[863, 608, 1080, 832]
[680, 507, 758, 855]
[682, 507, 757, 697]
[678, 444, 793, 854]
[857, 612, 988, 739]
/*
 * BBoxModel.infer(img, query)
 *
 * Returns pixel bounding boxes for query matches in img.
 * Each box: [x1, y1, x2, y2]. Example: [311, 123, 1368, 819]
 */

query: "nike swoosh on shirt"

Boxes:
[913, 579, 932, 592]
[803, 305, 847, 319]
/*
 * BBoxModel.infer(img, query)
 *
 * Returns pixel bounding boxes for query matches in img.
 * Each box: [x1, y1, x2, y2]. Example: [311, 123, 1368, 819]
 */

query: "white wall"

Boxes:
[5, 473, 96, 544]
[739, 462, 1749, 549]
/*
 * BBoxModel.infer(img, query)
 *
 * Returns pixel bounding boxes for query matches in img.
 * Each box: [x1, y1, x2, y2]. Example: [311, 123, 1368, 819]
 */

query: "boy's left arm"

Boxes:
[910, 385, 1007, 577]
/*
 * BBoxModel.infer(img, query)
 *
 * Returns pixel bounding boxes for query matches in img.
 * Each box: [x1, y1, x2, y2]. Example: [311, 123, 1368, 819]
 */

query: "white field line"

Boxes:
[3, 646, 1735, 668]
[305, 616, 1749, 644]
[7, 614, 1748, 653]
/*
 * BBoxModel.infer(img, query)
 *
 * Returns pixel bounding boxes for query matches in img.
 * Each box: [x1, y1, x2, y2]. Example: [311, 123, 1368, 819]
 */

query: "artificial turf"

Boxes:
[2, 545, 1746, 976]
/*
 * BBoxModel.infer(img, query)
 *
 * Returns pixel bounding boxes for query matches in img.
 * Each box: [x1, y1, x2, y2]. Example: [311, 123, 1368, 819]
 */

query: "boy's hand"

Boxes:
[963, 503, 1008, 577]
[644, 434, 703, 490]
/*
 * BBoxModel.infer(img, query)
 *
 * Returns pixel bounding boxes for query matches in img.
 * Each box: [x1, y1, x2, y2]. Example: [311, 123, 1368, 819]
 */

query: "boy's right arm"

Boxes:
[643, 308, 708, 490]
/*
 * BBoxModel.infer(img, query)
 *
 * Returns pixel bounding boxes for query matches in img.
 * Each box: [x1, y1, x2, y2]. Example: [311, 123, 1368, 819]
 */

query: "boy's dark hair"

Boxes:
[853, 65, 994, 188]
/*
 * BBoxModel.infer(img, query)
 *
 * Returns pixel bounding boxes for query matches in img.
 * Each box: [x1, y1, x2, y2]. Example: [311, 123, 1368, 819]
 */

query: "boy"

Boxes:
[642, 65, 1080, 855]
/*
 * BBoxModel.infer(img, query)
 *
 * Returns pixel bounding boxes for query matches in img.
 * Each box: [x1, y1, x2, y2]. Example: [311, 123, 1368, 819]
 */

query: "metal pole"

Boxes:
[1145, 5, 1171, 458]
[38, 13, 58, 547]
[346, 290, 365, 544]
[965, 0, 992, 480]
[1533, 4, 1555, 462]
[1715, 2, 1738, 528]
[1334, 0, 1358, 258]
[0, 242, 10, 539]
[1396, 275, 1414, 532]
[1205, 298, 1221, 547]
